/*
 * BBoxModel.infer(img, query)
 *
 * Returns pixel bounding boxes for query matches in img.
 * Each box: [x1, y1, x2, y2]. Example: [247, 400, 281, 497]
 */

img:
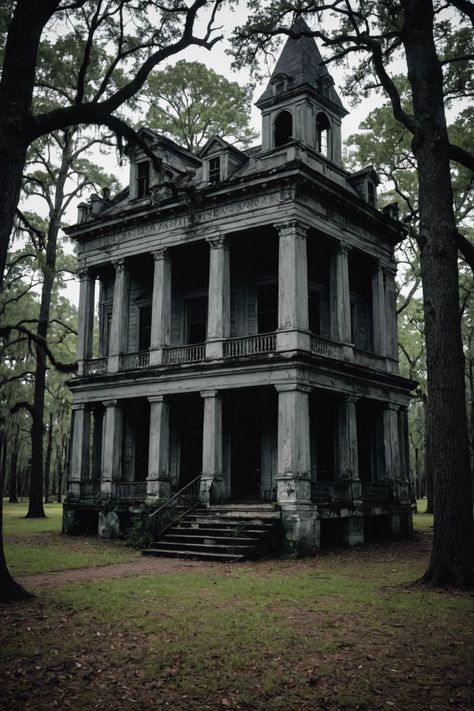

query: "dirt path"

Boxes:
[17, 556, 229, 588]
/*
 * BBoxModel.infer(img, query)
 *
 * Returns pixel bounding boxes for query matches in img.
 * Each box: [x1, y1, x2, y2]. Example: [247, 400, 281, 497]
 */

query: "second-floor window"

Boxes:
[257, 283, 278, 333]
[209, 156, 221, 183]
[138, 304, 152, 351]
[136, 160, 150, 198]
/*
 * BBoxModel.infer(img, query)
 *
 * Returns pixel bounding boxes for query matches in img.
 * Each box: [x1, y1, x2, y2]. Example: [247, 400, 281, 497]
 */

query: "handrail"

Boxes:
[149, 474, 202, 538]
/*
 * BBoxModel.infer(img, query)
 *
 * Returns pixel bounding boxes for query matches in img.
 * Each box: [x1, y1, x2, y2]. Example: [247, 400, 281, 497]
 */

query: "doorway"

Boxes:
[231, 409, 261, 500]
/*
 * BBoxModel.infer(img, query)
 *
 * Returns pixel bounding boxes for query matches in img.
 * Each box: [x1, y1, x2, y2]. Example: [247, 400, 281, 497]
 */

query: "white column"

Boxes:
[150, 248, 171, 365]
[206, 235, 230, 359]
[276, 221, 310, 351]
[276, 384, 311, 503]
[384, 263, 399, 371]
[108, 259, 129, 373]
[371, 261, 387, 356]
[147, 395, 170, 499]
[200, 390, 223, 504]
[76, 268, 95, 375]
[337, 396, 359, 480]
[69, 404, 90, 496]
[101, 400, 122, 495]
[330, 242, 352, 354]
[383, 403, 401, 481]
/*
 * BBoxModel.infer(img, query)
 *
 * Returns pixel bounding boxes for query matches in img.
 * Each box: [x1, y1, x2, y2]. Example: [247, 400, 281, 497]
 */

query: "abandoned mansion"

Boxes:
[64, 21, 414, 556]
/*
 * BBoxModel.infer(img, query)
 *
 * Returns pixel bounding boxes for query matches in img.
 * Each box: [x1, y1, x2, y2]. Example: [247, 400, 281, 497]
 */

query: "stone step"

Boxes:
[167, 525, 266, 536]
[164, 533, 259, 544]
[142, 548, 245, 562]
[178, 519, 274, 531]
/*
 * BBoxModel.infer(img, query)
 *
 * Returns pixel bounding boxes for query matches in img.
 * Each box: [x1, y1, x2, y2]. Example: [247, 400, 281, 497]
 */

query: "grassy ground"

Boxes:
[3, 499, 138, 575]
[1, 499, 472, 710]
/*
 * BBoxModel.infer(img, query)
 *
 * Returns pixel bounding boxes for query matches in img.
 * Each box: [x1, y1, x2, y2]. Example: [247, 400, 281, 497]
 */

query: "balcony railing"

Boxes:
[361, 481, 393, 502]
[310, 335, 344, 359]
[79, 479, 101, 498]
[311, 480, 352, 505]
[164, 343, 205, 365]
[111, 480, 147, 500]
[121, 350, 150, 370]
[224, 332, 276, 358]
[83, 357, 108, 375]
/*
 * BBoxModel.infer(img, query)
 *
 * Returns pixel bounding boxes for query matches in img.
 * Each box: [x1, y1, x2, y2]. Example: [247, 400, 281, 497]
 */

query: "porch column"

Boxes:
[200, 390, 223, 505]
[69, 404, 90, 496]
[101, 400, 122, 495]
[384, 263, 399, 371]
[330, 242, 352, 357]
[147, 395, 171, 499]
[276, 383, 319, 553]
[206, 235, 230, 359]
[150, 248, 171, 365]
[399, 405, 410, 481]
[276, 221, 310, 351]
[337, 396, 359, 480]
[371, 260, 387, 357]
[108, 259, 129, 373]
[383, 403, 401, 481]
[337, 395, 361, 504]
[76, 268, 95, 375]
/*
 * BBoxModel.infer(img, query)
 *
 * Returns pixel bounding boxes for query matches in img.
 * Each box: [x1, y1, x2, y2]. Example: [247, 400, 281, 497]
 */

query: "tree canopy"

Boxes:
[145, 60, 257, 152]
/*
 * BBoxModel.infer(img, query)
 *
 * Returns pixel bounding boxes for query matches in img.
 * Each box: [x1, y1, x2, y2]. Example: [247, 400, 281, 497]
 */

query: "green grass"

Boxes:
[2, 498, 63, 534]
[413, 497, 434, 531]
[3, 499, 138, 575]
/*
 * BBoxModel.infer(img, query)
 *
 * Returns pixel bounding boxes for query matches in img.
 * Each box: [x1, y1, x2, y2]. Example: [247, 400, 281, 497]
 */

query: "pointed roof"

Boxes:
[256, 16, 346, 113]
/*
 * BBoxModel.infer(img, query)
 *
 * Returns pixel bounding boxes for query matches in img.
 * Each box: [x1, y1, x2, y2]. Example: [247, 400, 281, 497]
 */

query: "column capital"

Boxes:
[200, 389, 220, 399]
[71, 402, 86, 412]
[112, 258, 125, 273]
[148, 394, 166, 404]
[345, 394, 359, 405]
[385, 402, 400, 412]
[206, 234, 229, 250]
[152, 247, 169, 261]
[275, 382, 311, 394]
[382, 262, 397, 278]
[103, 399, 119, 409]
[77, 266, 91, 281]
[336, 240, 352, 256]
[274, 220, 309, 238]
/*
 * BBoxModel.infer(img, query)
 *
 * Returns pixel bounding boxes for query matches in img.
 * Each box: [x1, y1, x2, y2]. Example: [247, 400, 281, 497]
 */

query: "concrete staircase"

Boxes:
[142, 504, 281, 562]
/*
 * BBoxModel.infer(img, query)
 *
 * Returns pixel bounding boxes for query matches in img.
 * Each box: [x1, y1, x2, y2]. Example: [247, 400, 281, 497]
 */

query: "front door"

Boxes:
[231, 410, 261, 500]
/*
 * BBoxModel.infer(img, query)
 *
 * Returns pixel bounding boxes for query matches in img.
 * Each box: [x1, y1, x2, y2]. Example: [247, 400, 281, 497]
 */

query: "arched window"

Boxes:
[274, 110, 293, 147]
[316, 112, 331, 156]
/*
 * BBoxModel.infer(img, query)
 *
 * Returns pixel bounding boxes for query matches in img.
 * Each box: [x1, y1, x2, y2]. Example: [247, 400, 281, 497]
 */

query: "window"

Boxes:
[209, 156, 221, 183]
[138, 304, 152, 351]
[185, 296, 207, 344]
[257, 283, 278, 333]
[136, 160, 150, 198]
[274, 110, 293, 147]
[316, 112, 331, 156]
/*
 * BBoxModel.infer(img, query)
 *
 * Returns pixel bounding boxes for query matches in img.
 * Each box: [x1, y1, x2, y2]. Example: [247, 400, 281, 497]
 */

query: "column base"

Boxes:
[280, 501, 320, 556]
[199, 475, 224, 505]
[146, 476, 171, 500]
[205, 339, 224, 360]
[276, 330, 310, 352]
[67, 481, 80, 497]
[276, 474, 311, 504]
[149, 347, 165, 366]
[101, 480, 112, 496]
[107, 354, 121, 372]
[341, 515, 364, 546]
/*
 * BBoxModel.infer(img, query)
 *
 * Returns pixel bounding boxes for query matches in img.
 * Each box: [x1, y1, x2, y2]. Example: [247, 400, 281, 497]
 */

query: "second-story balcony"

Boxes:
[81, 329, 398, 377]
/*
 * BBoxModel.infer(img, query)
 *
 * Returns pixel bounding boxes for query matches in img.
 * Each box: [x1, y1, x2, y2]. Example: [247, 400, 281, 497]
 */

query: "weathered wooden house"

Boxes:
[64, 19, 414, 558]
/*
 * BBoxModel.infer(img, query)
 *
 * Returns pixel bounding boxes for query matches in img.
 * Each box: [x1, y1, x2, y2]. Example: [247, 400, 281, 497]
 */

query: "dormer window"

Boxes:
[316, 112, 331, 156]
[209, 156, 221, 183]
[136, 160, 150, 198]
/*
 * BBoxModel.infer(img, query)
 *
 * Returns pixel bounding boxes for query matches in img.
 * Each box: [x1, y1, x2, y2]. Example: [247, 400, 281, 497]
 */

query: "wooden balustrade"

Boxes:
[310, 480, 352, 504]
[111, 481, 147, 500]
[121, 350, 150, 370]
[310, 335, 343, 359]
[223, 333, 276, 357]
[164, 343, 206, 364]
[83, 357, 108, 375]
[361, 482, 392, 502]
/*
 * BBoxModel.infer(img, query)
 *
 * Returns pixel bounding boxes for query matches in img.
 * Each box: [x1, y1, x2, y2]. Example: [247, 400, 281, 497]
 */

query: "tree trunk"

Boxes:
[402, 0, 474, 588]
[8, 422, 19, 504]
[44, 412, 53, 504]
[0, 424, 31, 601]
[422, 393, 433, 514]
[26, 131, 72, 518]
